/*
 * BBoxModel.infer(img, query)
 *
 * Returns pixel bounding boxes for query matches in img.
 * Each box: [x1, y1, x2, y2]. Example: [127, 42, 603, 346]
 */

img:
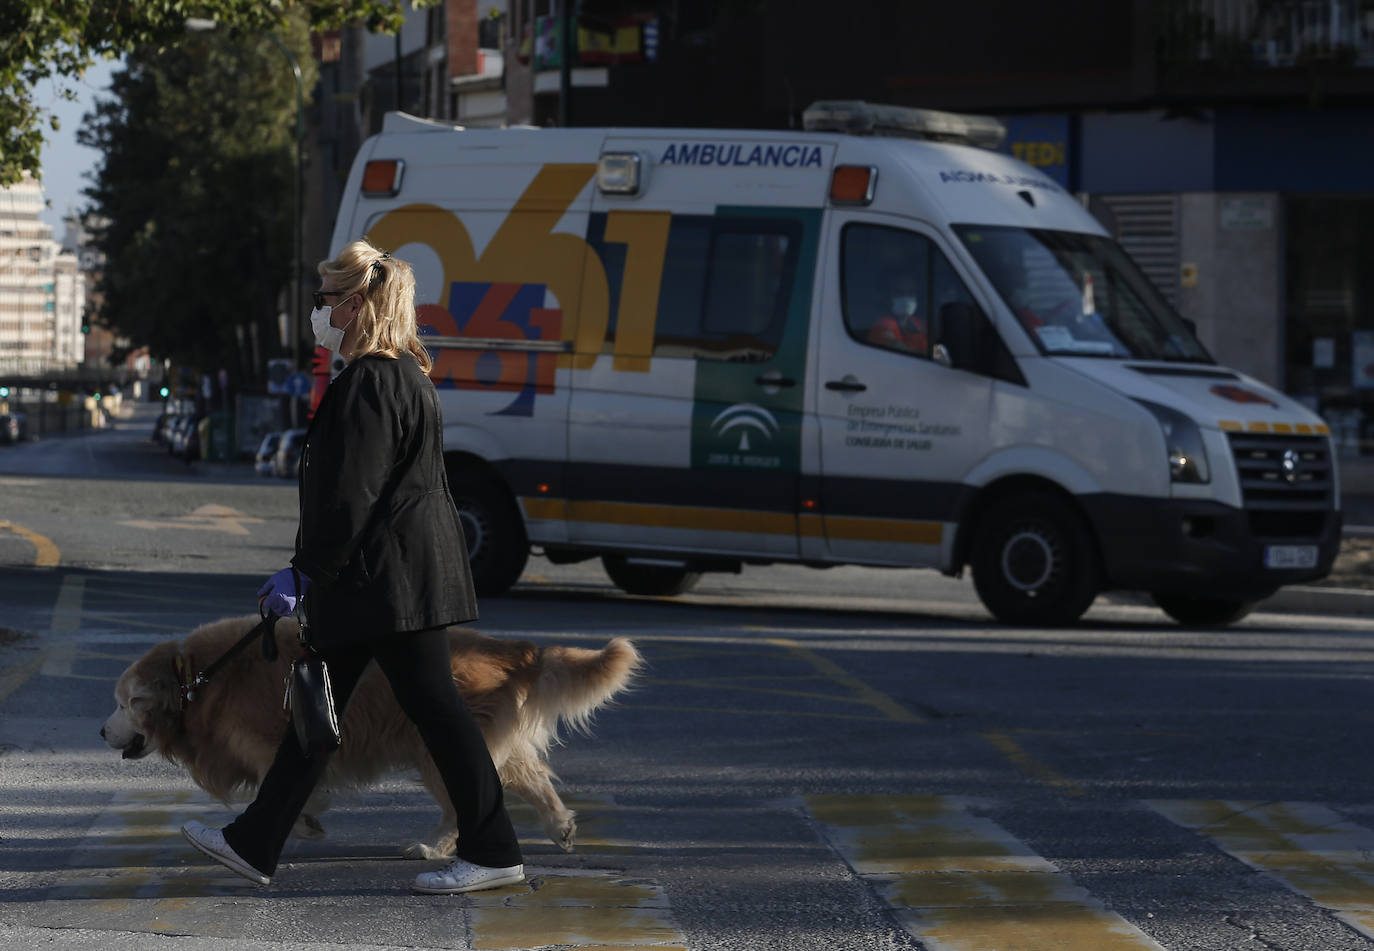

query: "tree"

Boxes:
[77, 11, 318, 379]
[0, 1, 419, 186]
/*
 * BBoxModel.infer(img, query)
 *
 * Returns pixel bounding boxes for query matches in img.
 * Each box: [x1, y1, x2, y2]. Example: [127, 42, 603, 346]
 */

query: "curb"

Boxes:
[1258, 585, 1374, 618]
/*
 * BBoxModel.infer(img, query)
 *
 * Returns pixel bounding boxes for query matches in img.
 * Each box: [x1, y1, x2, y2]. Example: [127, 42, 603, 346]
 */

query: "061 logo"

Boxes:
[419, 281, 562, 417]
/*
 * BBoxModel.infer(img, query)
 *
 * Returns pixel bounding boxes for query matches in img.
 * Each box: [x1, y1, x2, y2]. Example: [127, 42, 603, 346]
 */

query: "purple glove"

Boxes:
[258, 567, 310, 617]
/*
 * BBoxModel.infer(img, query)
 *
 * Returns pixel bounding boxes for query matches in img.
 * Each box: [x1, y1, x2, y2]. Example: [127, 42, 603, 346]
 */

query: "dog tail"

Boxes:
[527, 637, 643, 739]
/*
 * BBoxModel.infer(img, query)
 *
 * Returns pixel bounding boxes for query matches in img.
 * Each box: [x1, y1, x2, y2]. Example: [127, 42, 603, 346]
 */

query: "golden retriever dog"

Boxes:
[102, 615, 640, 859]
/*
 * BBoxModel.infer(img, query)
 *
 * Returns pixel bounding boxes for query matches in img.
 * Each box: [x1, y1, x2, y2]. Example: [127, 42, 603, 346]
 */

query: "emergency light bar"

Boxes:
[802, 100, 1006, 150]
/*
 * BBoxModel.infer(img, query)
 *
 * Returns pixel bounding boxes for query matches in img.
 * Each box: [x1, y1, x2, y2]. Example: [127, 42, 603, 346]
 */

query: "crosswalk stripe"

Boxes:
[39, 788, 687, 949]
[806, 794, 1164, 951]
[1149, 799, 1374, 939]
[39, 574, 84, 677]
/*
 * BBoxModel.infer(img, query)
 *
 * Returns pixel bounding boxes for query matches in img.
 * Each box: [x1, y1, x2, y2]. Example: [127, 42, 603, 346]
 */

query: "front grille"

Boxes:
[1226, 433, 1333, 513]
[1247, 510, 1328, 539]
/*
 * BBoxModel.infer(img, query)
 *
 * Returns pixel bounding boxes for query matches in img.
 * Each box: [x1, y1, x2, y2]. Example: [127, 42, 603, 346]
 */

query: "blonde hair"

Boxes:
[317, 240, 432, 372]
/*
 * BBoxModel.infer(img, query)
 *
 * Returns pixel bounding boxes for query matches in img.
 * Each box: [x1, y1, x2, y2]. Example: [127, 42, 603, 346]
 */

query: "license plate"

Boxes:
[1264, 545, 1318, 569]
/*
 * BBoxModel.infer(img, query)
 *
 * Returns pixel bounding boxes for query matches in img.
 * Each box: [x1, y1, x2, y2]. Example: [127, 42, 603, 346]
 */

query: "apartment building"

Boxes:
[0, 177, 84, 372]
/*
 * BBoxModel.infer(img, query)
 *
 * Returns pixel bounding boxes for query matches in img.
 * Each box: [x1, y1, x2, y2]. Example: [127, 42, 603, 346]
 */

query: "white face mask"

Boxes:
[891, 296, 919, 318]
[310, 305, 348, 353]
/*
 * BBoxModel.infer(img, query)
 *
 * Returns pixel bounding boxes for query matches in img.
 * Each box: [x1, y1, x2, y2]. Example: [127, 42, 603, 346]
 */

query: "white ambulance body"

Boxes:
[328, 102, 1342, 626]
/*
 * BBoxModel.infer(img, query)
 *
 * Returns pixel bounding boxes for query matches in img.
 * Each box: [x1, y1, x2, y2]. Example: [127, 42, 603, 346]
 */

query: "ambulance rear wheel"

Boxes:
[971, 491, 1100, 626]
[447, 465, 528, 597]
[1152, 593, 1255, 626]
[602, 556, 702, 597]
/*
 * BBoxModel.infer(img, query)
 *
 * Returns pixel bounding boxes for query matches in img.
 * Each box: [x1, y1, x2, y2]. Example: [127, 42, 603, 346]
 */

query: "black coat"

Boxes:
[291, 353, 477, 641]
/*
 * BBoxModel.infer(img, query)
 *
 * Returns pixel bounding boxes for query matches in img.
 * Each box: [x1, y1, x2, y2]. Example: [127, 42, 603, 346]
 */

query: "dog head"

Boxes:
[102, 640, 183, 759]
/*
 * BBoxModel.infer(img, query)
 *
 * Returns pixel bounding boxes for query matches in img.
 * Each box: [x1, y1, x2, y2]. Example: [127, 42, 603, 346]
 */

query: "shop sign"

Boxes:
[1000, 115, 1071, 188]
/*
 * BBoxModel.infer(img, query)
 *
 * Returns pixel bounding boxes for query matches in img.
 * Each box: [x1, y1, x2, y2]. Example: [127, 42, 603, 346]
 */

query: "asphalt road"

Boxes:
[4, 402, 1374, 951]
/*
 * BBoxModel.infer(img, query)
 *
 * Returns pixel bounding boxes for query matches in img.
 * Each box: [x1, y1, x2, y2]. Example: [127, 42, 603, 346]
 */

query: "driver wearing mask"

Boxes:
[866, 273, 928, 355]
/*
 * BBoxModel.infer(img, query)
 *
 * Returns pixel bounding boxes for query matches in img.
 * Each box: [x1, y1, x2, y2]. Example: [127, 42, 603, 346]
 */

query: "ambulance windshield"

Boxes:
[954, 226, 1212, 363]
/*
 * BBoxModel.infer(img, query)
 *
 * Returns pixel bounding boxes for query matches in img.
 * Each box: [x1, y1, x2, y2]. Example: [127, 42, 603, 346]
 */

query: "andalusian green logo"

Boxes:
[691, 206, 820, 473]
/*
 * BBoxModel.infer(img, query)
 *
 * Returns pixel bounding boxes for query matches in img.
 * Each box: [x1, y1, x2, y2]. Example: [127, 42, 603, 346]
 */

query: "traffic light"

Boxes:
[0, 386, 8, 398]
[159, 386, 170, 399]
[81, 323, 91, 334]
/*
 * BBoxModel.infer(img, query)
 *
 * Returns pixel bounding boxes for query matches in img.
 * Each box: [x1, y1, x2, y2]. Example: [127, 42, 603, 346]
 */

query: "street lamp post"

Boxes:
[186, 19, 304, 374]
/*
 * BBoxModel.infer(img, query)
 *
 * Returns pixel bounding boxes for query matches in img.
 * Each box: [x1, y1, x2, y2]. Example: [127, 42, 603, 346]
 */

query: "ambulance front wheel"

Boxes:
[970, 491, 1100, 626]
[602, 556, 702, 597]
[448, 465, 529, 597]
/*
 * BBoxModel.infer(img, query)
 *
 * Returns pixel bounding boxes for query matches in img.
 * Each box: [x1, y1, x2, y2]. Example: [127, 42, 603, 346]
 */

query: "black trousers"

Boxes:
[221, 626, 522, 876]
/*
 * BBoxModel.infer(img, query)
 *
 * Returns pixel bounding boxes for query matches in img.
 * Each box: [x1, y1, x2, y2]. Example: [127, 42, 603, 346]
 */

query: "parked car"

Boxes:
[254, 432, 282, 476]
[272, 428, 308, 478]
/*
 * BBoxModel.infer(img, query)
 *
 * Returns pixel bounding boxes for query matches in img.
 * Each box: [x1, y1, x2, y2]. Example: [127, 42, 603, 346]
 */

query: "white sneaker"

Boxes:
[181, 820, 270, 885]
[413, 858, 525, 895]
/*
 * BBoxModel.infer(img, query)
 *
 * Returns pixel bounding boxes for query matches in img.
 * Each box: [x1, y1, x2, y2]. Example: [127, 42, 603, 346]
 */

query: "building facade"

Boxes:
[0, 177, 84, 372]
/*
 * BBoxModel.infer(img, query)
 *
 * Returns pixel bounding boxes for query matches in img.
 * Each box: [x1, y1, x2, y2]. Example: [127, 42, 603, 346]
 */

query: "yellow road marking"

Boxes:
[41, 574, 84, 677]
[118, 503, 265, 536]
[1150, 800, 1374, 939]
[44, 790, 686, 949]
[981, 729, 1086, 798]
[767, 637, 924, 724]
[0, 652, 42, 705]
[467, 874, 686, 951]
[0, 519, 59, 566]
[807, 795, 1163, 951]
[494, 796, 687, 949]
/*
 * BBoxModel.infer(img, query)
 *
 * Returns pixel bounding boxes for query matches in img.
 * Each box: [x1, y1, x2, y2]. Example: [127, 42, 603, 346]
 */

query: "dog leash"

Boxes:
[177, 611, 281, 709]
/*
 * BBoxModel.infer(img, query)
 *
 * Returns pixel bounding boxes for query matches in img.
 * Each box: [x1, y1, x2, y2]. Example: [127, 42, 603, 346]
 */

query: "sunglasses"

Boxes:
[311, 290, 353, 309]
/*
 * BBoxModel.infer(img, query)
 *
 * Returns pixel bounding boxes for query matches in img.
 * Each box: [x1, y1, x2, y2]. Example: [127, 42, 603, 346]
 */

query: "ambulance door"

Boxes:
[566, 202, 821, 559]
[812, 215, 996, 566]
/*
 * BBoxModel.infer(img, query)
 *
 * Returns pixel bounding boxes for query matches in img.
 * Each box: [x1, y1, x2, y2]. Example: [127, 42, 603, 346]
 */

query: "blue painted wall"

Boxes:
[1214, 108, 1374, 192]
[1074, 107, 1374, 194]
[1079, 110, 1215, 193]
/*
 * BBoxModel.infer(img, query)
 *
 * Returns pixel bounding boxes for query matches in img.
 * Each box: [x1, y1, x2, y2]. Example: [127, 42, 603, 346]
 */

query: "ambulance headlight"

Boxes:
[597, 153, 641, 195]
[1135, 399, 1210, 484]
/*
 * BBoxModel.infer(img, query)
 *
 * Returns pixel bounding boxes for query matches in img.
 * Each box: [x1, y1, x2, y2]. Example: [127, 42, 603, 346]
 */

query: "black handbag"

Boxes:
[285, 615, 341, 756]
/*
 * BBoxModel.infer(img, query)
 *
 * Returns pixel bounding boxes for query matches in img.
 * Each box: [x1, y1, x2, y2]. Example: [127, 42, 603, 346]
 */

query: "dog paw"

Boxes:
[553, 818, 576, 853]
[402, 841, 455, 860]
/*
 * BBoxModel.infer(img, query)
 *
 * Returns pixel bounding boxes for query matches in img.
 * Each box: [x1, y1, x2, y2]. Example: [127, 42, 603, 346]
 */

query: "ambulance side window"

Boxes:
[652, 221, 711, 349]
[842, 224, 935, 358]
[595, 214, 798, 362]
[698, 228, 795, 361]
[842, 223, 1014, 380]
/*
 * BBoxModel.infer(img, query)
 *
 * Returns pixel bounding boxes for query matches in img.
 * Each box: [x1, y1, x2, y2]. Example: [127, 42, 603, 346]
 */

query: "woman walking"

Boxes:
[182, 240, 524, 894]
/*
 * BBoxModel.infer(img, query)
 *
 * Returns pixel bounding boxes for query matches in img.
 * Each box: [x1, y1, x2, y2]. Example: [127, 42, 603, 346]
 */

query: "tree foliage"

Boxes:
[1, 0, 420, 186]
[78, 11, 320, 379]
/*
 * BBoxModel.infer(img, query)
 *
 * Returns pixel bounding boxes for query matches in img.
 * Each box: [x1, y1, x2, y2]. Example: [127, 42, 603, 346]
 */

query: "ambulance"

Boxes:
[326, 101, 1342, 626]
